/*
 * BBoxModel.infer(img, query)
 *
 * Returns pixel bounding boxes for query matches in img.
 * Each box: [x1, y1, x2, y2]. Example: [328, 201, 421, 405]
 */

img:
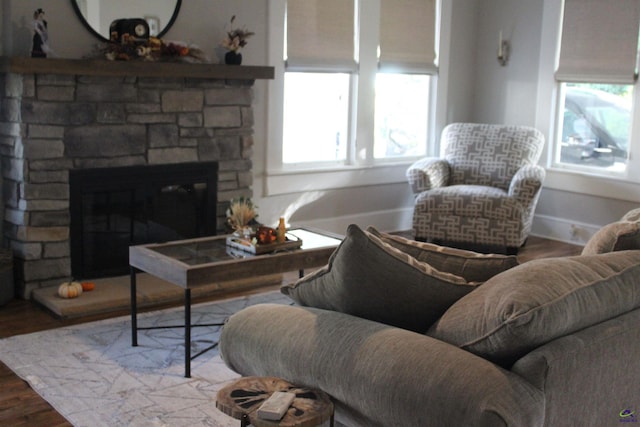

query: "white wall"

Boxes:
[472, 0, 542, 126]
[435, 0, 479, 138]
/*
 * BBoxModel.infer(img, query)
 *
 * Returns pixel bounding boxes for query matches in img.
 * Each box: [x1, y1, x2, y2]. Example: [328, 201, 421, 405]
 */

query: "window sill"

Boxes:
[544, 167, 640, 203]
[264, 163, 411, 196]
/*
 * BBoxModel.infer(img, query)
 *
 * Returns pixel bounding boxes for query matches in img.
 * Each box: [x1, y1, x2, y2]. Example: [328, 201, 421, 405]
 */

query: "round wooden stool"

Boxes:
[216, 376, 334, 427]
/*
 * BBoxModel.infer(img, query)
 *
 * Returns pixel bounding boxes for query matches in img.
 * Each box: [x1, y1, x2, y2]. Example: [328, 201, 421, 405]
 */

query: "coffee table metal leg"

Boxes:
[131, 267, 138, 347]
[185, 288, 191, 378]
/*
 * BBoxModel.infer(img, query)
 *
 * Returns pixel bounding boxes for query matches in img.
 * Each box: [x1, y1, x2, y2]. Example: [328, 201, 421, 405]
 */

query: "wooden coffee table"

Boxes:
[216, 376, 334, 427]
[129, 228, 341, 377]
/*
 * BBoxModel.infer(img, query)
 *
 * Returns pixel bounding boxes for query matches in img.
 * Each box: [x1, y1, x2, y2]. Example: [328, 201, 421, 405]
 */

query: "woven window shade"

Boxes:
[556, 0, 640, 84]
[379, 0, 437, 73]
[286, 0, 356, 71]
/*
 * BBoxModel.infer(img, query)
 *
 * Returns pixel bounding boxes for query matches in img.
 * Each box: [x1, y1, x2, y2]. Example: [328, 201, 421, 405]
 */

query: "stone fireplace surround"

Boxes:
[0, 57, 274, 298]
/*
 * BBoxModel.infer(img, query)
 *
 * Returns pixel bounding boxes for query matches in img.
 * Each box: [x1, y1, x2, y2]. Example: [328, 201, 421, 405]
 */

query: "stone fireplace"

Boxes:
[0, 57, 274, 298]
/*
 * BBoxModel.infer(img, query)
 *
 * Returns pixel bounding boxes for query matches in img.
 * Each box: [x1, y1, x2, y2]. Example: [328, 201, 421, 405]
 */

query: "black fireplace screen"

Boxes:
[70, 162, 218, 279]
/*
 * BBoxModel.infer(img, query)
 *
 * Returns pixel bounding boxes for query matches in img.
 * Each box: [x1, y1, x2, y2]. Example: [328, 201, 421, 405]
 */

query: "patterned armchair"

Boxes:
[407, 123, 546, 254]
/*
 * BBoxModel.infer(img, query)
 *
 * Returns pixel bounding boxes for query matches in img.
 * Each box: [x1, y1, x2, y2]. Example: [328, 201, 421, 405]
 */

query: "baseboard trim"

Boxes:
[293, 208, 414, 235]
[530, 214, 600, 246]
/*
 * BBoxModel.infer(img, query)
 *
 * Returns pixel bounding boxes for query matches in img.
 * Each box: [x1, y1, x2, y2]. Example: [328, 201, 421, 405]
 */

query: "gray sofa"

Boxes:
[219, 212, 640, 427]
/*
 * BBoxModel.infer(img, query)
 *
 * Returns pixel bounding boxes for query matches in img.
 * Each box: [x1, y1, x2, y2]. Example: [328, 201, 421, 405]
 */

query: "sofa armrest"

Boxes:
[508, 165, 545, 208]
[406, 157, 450, 194]
[512, 308, 640, 427]
[220, 304, 544, 427]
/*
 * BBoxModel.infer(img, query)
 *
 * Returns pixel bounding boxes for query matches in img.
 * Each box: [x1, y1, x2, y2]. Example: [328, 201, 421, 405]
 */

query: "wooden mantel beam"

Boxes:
[0, 57, 274, 80]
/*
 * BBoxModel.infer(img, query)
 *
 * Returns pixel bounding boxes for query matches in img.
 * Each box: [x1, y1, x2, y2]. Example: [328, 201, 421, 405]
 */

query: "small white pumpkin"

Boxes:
[58, 281, 83, 299]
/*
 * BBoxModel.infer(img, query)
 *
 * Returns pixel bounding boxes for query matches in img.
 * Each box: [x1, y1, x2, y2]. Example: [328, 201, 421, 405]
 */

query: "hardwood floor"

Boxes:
[0, 235, 582, 426]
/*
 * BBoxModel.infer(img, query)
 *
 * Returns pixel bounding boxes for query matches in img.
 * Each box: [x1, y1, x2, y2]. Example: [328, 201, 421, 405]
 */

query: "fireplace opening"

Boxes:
[70, 162, 218, 279]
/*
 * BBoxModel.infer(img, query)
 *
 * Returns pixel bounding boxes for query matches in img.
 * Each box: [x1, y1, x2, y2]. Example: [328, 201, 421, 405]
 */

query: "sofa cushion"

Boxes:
[367, 227, 519, 282]
[281, 224, 480, 332]
[582, 216, 640, 255]
[427, 250, 640, 366]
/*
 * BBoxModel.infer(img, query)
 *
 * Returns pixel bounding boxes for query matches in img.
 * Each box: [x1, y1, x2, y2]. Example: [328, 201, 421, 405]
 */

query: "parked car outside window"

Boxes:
[559, 85, 631, 169]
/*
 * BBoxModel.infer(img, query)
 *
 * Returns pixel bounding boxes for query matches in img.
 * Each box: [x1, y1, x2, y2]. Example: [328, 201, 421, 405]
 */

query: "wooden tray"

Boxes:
[226, 235, 302, 254]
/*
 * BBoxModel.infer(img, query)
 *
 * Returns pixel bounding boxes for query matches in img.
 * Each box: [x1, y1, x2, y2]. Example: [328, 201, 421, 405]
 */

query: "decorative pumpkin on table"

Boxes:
[256, 226, 277, 244]
[58, 280, 83, 299]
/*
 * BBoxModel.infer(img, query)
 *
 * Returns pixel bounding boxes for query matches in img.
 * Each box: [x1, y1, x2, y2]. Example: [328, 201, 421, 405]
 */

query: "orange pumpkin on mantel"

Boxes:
[81, 281, 95, 292]
[58, 281, 83, 298]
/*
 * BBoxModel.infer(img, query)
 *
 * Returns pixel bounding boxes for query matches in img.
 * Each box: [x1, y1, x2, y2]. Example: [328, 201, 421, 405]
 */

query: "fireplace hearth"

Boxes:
[70, 162, 218, 279]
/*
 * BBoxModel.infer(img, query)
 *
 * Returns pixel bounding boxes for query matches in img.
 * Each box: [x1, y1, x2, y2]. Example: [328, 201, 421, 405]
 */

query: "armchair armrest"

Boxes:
[220, 304, 544, 427]
[508, 165, 545, 208]
[406, 157, 450, 194]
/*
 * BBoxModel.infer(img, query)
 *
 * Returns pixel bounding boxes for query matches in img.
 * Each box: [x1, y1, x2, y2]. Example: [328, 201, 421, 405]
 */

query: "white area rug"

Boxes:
[0, 291, 291, 427]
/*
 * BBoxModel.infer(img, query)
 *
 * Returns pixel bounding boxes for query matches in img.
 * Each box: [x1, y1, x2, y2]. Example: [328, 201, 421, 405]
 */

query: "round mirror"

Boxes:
[70, 0, 182, 42]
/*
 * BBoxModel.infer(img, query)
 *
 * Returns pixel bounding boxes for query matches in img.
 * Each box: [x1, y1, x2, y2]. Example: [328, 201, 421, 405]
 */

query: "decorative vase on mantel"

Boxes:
[224, 51, 242, 65]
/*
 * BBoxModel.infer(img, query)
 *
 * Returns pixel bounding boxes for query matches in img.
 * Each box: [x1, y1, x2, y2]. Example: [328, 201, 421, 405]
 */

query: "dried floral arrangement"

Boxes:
[221, 15, 255, 52]
[226, 197, 258, 233]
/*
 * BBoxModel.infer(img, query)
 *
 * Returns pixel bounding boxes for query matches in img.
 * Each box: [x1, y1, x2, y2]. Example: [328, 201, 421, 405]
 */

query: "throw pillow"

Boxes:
[621, 208, 640, 222]
[367, 227, 519, 282]
[581, 221, 640, 255]
[281, 224, 480, 332]
[427, 250, 640, 366]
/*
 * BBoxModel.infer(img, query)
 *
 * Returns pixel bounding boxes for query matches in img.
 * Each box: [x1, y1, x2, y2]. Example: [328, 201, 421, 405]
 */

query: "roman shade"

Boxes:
[379, 0, 437, 73]
[286, 0, 356, 71]
[556, 0, 640, 84]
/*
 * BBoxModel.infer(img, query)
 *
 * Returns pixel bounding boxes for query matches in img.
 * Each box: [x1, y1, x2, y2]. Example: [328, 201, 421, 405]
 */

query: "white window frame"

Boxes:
[264, 0, 442, 196]
[534, 0, 640, 204]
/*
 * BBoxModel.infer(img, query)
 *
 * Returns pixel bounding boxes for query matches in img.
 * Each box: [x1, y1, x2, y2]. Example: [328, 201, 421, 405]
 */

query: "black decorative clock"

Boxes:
[109, 18, 150, 44]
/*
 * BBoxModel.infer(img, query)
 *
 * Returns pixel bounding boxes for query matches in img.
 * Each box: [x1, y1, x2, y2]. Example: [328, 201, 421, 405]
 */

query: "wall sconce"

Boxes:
[497, 30, 510, 66]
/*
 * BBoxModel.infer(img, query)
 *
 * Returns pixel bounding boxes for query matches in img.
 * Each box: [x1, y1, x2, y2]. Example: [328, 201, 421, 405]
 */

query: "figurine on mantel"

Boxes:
[31, 8, 51, 58]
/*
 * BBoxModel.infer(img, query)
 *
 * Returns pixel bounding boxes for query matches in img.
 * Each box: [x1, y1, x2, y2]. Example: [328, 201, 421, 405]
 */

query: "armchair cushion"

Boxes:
[281, 224, 479, 332]
[416, 185, 518, 220]
[367, 227, 519, 282]
[428, 250, 640, 366]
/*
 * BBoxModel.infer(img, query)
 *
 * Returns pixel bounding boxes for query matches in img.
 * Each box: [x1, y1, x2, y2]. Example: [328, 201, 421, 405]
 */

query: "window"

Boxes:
[556, 83, 632, 171]
[274, 0, 437, 170]
[283, 72, 350, 164]
[553, 0, 640, 174]
[374, 74, 431, 158]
